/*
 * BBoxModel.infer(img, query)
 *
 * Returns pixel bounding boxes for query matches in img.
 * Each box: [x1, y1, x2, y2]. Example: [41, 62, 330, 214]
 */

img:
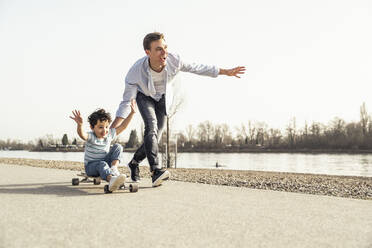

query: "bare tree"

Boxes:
[205, 121, 214, 144]
[164, 90, 185, 168]
[286, 117, 297, 148]
[360, 102, 368, 136]
[197, 122, 207, 144]
[330, 117, 346, 137]
[248, 121, 256, 145]
[185, 124, 195, 143]
[221, 124, 232, 145]
[236, 124, 248, 145]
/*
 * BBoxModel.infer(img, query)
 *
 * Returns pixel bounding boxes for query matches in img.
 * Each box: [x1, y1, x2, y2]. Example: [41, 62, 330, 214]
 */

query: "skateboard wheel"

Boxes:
[72, 178, 79, 186]
[94, 178, 101, 185]
[129, 184, 138, 193]
[119, 184, 125, 190]
[104, 185, 112, 194]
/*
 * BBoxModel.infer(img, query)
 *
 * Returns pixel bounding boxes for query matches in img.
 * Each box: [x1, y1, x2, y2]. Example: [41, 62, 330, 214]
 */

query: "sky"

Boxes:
[0, 0, 371, 142]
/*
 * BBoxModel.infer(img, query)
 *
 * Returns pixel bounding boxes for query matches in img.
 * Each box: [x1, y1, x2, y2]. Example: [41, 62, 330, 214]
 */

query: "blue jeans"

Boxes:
[132, 92, 166, 172]
[85, 143, 122, 181]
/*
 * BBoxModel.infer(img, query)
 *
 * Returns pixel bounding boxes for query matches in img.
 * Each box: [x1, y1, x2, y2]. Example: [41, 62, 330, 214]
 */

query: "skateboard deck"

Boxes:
[71, 172, 138, 193]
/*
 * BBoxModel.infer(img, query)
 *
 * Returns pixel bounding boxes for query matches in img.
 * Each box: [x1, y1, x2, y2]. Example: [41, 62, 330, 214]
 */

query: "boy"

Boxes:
[70, 100, 136, 192]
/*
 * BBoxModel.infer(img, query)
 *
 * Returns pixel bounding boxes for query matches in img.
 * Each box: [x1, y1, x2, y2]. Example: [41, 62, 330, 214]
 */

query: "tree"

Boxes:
[235, 124, 248, 145]
[360, 102, 369, 136]
[62, 134, 69, 146]
[37, 139, 44, 148]
[165, 89, 185, 168]
[196, 122, 209, 146]
[268, 128, 282, 147]
[255, 122, 268, 146]
[126, 129, 139, 148]
[248, 121, 256, 145]
[286, 117, 297, 148]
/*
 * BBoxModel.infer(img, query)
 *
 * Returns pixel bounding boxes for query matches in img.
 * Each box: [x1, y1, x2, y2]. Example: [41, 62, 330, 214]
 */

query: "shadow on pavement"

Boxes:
[0, 182, 104, 197]
[0, 182, 154, 197]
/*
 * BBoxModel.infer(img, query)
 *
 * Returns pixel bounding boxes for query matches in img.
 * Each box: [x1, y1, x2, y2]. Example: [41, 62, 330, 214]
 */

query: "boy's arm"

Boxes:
[70, 110, 88, 141]
[76, 123, 88, 141]
[115, 100, 136, 136]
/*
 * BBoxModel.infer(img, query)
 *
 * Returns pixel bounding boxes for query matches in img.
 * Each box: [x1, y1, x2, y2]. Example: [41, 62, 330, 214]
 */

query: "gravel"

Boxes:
[1, 157, 371, 200]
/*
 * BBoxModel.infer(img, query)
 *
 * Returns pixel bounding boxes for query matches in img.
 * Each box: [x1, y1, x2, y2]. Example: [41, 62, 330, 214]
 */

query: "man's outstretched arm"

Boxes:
[219, 66, 246, 78]
[177, 53, 245, 78]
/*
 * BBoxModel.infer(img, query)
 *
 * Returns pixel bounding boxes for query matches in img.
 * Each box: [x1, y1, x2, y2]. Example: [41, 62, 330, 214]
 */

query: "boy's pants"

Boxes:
[132, 91, 166, 172]
[85, 143, 122, 181]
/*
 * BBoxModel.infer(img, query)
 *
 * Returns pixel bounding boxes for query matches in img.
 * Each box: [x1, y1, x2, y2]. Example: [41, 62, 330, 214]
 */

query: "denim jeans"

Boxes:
[133, 91, 166, 171]
[85, 143, 122, 181]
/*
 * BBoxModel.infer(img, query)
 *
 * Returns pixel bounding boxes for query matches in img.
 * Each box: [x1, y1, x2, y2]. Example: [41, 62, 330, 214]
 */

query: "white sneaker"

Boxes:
[108, 174, 126, 192]
[111, 166, 121, 176]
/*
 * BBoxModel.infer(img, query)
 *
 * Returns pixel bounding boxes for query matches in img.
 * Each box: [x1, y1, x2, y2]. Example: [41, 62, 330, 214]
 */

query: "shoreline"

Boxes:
[6, 148, 372, 154]
[0, 157, 371, 200]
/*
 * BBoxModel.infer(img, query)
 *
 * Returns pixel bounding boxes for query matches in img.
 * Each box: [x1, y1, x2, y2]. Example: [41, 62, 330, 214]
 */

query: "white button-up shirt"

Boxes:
[115, 52, 220, 119]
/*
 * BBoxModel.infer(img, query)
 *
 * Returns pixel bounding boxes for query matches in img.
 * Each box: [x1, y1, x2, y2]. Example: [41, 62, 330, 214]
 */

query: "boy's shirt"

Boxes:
[84, 128, 117, 165]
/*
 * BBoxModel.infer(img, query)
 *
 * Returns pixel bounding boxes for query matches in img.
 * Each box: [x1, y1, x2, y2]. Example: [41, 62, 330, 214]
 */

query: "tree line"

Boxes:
[1, 103, 371, 152]
[168, 102, 372, 152]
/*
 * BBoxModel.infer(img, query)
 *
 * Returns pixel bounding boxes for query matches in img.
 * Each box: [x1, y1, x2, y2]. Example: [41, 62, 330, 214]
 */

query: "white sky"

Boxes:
[0, 0, 371, 142]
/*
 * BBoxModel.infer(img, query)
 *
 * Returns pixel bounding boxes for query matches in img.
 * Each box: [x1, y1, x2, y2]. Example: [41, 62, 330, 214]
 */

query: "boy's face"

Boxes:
[91, 120, 110, 139]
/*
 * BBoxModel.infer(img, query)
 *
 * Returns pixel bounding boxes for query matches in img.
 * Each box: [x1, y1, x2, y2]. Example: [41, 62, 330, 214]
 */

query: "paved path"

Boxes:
[0, 164, 371, 248]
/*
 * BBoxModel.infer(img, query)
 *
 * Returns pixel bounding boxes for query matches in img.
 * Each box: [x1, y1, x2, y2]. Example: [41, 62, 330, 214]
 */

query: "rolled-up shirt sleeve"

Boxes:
[115, 81, 138, 119]
[179, 56, 219, 78]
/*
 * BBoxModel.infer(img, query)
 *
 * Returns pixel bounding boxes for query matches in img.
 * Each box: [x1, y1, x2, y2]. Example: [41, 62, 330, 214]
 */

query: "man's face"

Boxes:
[91, 120, 110, 139]
[145, 38, 168, 68]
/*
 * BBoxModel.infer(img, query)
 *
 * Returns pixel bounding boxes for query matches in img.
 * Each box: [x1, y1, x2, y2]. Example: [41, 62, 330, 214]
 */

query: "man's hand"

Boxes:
[115, 99, 136, 136]
[69, 110, 83, 125]
[130, 99, 137, 114]
[219, 66, 246, 78]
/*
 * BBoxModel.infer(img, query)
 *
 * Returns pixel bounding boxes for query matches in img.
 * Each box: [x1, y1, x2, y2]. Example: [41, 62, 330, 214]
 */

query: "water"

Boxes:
[1, 150, 372, 177]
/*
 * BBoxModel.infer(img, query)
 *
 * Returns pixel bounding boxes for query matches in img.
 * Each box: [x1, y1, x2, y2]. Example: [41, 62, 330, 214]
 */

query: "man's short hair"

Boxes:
[88, 109, 112, 128]
[143, 32, 165, 51]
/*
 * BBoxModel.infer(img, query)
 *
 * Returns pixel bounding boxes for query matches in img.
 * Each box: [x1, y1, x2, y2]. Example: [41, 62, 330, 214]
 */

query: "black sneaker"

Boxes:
[152, 168, 170, 187]
[128, 160, 140, 182]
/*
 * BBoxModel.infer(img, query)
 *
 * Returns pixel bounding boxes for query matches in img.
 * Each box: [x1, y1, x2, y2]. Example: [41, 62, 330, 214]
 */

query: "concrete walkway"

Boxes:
[0, 164, 371, 248]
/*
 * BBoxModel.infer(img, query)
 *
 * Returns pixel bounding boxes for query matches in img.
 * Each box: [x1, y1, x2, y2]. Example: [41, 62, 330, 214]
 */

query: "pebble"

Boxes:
[1, 157, 371, 200]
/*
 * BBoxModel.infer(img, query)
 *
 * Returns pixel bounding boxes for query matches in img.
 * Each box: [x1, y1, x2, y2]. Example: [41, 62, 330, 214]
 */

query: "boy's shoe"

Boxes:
[108, 174, 126, 192]
[111, 166, 121, 177]
[128, 160, 140, 182]
[152, 168, 170, 187]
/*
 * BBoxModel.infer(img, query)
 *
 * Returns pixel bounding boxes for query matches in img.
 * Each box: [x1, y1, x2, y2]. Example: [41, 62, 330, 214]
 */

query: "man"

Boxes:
[111, 32, 245, 187]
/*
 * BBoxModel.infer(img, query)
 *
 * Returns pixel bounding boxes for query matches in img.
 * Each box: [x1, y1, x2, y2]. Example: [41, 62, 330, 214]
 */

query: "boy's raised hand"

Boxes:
[69, 110, 83, 125]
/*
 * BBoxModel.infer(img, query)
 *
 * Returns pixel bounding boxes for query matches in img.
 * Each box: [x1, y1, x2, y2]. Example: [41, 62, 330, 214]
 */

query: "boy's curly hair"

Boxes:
[88, 109, 112, 128]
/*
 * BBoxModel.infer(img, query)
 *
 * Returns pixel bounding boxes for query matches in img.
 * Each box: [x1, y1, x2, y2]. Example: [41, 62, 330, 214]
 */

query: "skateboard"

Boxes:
[71, 172, 139, 193]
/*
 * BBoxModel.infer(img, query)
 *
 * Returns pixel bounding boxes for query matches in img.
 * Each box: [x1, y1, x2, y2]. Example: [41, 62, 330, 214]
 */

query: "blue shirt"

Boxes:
[84, 128, 117, 164]
[115, 52, 220, 119]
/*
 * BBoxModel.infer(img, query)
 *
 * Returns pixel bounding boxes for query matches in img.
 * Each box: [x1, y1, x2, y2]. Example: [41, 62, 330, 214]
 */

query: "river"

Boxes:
[0, 150, 371, 177]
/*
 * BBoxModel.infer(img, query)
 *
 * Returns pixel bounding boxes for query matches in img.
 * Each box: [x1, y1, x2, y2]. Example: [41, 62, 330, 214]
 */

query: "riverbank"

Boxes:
[0, 157, 371, 200]
[22, 147, 372, 154]
[178, 148, 372, 154]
